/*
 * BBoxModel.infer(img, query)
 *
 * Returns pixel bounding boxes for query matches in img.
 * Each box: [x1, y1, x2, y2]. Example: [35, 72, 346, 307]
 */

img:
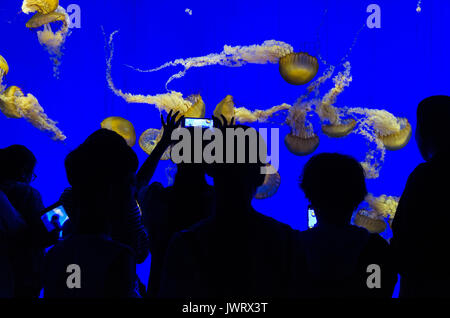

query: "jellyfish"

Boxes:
[365, 193, 400, 224]
[416, 0, 422, 12]
[0, 55, 8, 91]
[255, 165, 281, 199]
[353, 209, 387, 234]
[316, 62, 356, 138]
[22, 1, 70, 78]
[139, 128, 171, 160]
[108, 30, 300, 124]
[322, 119, 357, 138]
[213, 95, 235, 124]
[22, 0, 59, 14]
[354, 193, 399, 233]
[124, 35, 294, 90]
[0, 86, 66, 141]
[211, 94, 291, 124]
[282, 64, 351, 156]
[284, 101, 319, 156]
[278, 52, 319, 85]
[348, 108, 412, 151]
[100, 116, 136, 147]
[183, 94, 206, 118]
[106, 31, 193, 114]
[378, 118, 412, 151]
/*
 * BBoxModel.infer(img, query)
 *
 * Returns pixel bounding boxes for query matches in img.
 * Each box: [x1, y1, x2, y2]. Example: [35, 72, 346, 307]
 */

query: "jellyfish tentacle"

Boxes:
[125, 40, 294, 90]
[22, 2, 71, 78]
[106, 30, 192, 114]
[0, 86, 66, 141]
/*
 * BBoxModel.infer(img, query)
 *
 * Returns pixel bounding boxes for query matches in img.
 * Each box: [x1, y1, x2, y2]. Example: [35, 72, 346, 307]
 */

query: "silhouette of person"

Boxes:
[136, 111, 215, 297]
[391, 95, 450, 297]
[159, 119, 294, 298]
[0, 145, 53, 298]
[0, 189, 26, 298]
[292, 153, 396, 298]
[43, 129, 139, 298]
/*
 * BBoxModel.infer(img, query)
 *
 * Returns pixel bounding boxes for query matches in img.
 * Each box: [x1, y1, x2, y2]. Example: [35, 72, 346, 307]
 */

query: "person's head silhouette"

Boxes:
[300, 153, 367, 226]
[416, 95, 450, 161]
[0, 145, 36, 184]
[206, 124, 266, 212]
[65, 129, 139, 234]
[171, 126, 209, 187]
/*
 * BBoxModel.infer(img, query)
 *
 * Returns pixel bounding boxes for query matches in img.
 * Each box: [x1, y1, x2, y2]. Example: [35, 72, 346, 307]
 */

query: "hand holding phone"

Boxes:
[40, 203, 69, 233]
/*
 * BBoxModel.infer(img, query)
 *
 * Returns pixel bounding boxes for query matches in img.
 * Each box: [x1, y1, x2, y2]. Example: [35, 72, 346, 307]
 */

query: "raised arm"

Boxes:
[136, 111, 183, 192]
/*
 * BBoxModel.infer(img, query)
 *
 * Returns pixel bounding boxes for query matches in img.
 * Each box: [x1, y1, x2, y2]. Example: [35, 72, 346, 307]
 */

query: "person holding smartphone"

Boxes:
[0, 145, 54, 298]
[136, 111, 216, 297]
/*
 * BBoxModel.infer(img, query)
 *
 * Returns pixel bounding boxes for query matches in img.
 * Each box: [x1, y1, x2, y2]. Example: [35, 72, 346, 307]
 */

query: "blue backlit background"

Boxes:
[1, 0, 449, 295]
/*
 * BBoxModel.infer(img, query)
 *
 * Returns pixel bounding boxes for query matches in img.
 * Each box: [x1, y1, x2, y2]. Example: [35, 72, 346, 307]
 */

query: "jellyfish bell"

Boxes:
[255, 165, 281, 199]
[100, 116, 137, 147]
[22, 0, 59, 15]
[353, 208, 387, 234]
[0, 55, 9, 76]
[321, 118, 357, 138]
[213, 95, 235, 124]
[284, 133, 319, 156]
[377, 118, 412, 150]
[182, 94, 206, 119]
[0, 86, 25, 118]
[25, 11, 66, 29]
[139, 128, 171, 160]
[279, 52, 319, 85]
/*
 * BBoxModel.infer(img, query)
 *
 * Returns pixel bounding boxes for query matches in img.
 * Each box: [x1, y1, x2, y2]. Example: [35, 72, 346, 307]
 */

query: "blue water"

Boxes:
[2, 0, 449, 298]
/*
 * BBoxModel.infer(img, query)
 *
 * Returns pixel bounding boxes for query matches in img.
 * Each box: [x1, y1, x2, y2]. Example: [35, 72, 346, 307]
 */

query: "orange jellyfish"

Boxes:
[182, 94, 206, 118]
[316, 61, 355, 138]
[322, 119, 357, 138]
[139, 128, 171, 160]
[279, 52, 319, 85]
[213, 95, 235, 124]
[22, 0, 59, 14]
[354, 193, 399, 233]
[0, 55, 8, 91]
[0, 85, 66, 141]
[377, 118, 412, 151]
[100, 116, 137, 147]
[353, 209, 387, 233]
[349, 108, 412, 151]
[22, 0, 70, 78]
[255, 165, 281, 199]
[284, 102, 319, 156]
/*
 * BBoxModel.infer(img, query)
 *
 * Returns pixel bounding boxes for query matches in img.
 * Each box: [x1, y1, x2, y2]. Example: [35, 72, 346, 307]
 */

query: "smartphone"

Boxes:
[308, 206, 317, 229]
[183, 117, 213, 129]
[40, 202, 69, 234]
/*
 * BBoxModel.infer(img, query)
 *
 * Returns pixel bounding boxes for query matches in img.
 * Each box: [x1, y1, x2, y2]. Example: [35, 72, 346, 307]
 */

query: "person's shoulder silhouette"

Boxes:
[294, 152, 396, 298]
[43, 129, 139, 298]
[391, 95, 450, 297]
[159, 121, 295, 298]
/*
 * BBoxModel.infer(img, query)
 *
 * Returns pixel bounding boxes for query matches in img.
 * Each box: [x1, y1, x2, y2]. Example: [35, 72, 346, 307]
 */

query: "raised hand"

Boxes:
[212, 115, 235, 130]
[160, 110, 184, 147]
